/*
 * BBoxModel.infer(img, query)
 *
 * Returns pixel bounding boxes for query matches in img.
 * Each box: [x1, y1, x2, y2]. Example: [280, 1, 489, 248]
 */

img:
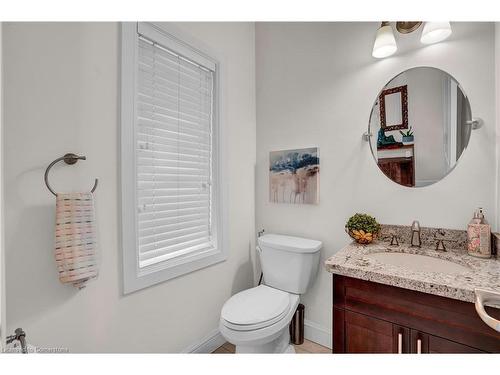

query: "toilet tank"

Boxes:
[257, 234, 322, 294]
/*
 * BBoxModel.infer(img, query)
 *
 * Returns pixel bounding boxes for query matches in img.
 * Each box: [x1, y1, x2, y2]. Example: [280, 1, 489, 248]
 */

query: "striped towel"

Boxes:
[55, 192, 98, 288]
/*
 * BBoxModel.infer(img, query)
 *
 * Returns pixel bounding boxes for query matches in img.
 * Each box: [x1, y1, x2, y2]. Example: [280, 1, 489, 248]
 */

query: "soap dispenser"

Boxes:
[467, 208, 491, 258]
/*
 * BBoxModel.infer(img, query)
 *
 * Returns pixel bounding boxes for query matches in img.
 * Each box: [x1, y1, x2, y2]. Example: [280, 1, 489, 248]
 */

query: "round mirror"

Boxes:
[369, 67, 472, 187]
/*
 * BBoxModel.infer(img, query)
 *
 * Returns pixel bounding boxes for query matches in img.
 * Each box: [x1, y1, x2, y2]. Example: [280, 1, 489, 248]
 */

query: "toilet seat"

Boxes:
[219, 287, 300, 349]
[221, 285, 292, 331]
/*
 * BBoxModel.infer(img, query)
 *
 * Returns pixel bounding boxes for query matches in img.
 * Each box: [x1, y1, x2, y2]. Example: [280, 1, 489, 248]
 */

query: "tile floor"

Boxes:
[213, 339, 331, 354]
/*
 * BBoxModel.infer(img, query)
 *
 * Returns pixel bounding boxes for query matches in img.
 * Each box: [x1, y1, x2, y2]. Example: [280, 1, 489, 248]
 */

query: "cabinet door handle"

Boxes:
[397, 333, 403, 354]
[417, 338, 422, 354]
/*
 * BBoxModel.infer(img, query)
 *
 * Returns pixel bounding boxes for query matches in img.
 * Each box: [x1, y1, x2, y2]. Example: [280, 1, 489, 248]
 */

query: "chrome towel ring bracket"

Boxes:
[475, 288, 500, 333]
[44, 153, 98, 196]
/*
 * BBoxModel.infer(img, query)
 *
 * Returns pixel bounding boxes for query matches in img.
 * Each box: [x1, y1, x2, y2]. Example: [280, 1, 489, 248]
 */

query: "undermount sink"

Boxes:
[365, 252, 470, 274]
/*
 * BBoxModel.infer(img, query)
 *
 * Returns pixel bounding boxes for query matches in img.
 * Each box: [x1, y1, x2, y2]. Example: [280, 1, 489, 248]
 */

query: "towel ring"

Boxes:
[44, 153, 98, 196]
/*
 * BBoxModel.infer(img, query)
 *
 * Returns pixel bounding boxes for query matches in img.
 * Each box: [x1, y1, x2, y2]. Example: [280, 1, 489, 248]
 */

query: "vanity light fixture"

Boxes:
[372, 21, 452, 58]
[372, 21, 398, 59]
[396, 22, 422, 34]
[420, 22, 453, 44]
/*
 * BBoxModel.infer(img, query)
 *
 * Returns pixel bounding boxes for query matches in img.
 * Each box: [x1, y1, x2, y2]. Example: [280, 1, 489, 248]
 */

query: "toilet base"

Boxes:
[234, 328, 293, 353]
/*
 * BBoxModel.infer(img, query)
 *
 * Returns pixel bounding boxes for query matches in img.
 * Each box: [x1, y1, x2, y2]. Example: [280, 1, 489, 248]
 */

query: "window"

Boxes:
[121, 23, 225, 294]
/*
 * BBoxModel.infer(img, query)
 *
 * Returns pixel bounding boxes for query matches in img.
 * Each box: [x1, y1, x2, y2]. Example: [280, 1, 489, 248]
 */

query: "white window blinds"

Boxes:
[136, 34, 215, 269]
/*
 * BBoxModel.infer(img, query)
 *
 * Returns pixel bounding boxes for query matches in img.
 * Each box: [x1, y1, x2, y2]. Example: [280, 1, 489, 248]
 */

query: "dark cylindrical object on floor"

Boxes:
[290, 303, 305, 345]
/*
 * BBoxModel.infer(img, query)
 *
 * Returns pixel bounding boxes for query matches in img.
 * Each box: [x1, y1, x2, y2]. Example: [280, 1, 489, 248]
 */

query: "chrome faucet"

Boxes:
[410, 220, 421, 248]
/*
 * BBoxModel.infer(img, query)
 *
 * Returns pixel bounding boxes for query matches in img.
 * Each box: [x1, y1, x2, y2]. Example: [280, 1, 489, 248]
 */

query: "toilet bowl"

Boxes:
[219, 233, 322, 353]
[219, 285, 299, 353]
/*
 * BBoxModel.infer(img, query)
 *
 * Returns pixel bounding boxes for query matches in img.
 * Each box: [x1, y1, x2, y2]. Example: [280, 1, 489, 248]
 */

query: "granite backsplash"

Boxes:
[379, 224, 468, 251]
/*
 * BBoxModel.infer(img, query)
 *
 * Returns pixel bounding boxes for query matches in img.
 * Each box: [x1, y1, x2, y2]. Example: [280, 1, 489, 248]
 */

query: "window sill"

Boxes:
[123, 247, 227, 295]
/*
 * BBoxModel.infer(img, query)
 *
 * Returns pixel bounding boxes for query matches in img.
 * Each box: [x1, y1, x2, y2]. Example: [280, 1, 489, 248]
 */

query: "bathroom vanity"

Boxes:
[326, 240, 500, 353]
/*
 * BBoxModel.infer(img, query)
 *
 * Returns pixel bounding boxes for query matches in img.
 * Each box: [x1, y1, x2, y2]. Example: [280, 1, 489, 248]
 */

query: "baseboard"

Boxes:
[304, 319, 332, 349]
[183, 320, 331, 353]
[182, 328, 226, 353]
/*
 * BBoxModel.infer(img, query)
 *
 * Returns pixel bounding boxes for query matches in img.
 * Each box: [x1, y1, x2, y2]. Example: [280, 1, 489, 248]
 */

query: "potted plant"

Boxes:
[399, 127, 414, 145]
[345, 213, 381, 244]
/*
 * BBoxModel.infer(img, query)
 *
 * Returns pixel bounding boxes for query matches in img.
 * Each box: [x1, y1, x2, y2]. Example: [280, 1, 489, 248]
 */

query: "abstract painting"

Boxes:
[269, 148, 319, 204]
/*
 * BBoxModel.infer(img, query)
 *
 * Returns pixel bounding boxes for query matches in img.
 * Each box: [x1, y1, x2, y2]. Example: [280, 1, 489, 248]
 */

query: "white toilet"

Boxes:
[219, 233, 322, 353]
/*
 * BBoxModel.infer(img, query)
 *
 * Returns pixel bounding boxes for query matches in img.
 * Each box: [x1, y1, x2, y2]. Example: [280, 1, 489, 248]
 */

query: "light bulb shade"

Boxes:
[420, 22, 452, 44]
[372, 24, 397, 58]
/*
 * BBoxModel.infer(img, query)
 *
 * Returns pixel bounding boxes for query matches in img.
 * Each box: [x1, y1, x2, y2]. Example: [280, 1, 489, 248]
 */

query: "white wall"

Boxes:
[3, 22, 256, 352]
[256, 22, 496, 344]
[0, 21, 5, 348]
[496, 23, 500, 230]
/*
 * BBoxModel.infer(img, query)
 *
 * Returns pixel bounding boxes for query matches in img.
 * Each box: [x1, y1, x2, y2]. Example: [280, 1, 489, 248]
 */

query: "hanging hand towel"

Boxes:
[54, 192, 98, 288]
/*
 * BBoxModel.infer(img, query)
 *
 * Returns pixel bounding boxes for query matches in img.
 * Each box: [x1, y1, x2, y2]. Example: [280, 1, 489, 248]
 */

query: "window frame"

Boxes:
[121, 22, 227, 294]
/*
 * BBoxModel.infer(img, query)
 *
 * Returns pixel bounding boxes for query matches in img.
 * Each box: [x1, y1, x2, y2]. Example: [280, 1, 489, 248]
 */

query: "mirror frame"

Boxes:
[379, 84, 408, 131]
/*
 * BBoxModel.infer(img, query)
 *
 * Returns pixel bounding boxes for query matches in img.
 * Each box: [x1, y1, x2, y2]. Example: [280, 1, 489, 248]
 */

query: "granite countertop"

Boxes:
[325, 241, 500, 306]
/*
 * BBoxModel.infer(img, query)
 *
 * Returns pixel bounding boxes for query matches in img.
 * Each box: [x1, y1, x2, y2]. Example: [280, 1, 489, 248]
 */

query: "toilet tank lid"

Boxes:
[258, 234, 322, 253]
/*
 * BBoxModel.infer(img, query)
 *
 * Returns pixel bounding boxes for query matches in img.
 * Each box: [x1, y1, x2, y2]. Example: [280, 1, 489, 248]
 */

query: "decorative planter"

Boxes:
[345, 226, 378, 244]
[402, 135, 414, 145]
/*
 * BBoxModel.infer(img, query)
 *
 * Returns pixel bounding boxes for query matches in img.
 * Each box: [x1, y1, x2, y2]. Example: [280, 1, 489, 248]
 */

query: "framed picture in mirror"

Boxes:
[379, 84, 408, 131]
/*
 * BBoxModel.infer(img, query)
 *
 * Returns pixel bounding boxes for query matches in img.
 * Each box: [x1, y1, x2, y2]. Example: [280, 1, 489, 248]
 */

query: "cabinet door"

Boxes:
[377, 158, 414, 187]
[410, 330, 485, 354]
[344, 311, 409, 353]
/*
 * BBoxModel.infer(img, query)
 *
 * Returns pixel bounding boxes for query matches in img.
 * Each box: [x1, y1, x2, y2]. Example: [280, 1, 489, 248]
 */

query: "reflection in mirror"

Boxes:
[379, 85, 408, 130]
[369, 67, 472, 188]
[384, 92, 403, 126]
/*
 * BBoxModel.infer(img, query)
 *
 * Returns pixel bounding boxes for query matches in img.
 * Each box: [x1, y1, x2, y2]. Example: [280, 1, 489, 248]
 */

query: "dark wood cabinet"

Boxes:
[333, 275, 500, 353]
[377, 145, 415, 187]
[378, 157, 414, 187]
[344, 310, 409, 353]
[410, 330, 484, 354]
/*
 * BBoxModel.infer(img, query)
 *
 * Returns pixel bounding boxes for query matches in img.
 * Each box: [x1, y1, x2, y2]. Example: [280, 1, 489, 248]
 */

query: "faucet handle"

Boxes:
[436, 228, 446, 237]
[390, 234, 399, 246]
[435, 239, 447, 251]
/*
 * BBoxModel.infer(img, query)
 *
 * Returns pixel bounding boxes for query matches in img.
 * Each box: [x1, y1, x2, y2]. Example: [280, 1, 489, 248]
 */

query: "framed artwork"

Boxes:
[269, 147, 319, 204]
